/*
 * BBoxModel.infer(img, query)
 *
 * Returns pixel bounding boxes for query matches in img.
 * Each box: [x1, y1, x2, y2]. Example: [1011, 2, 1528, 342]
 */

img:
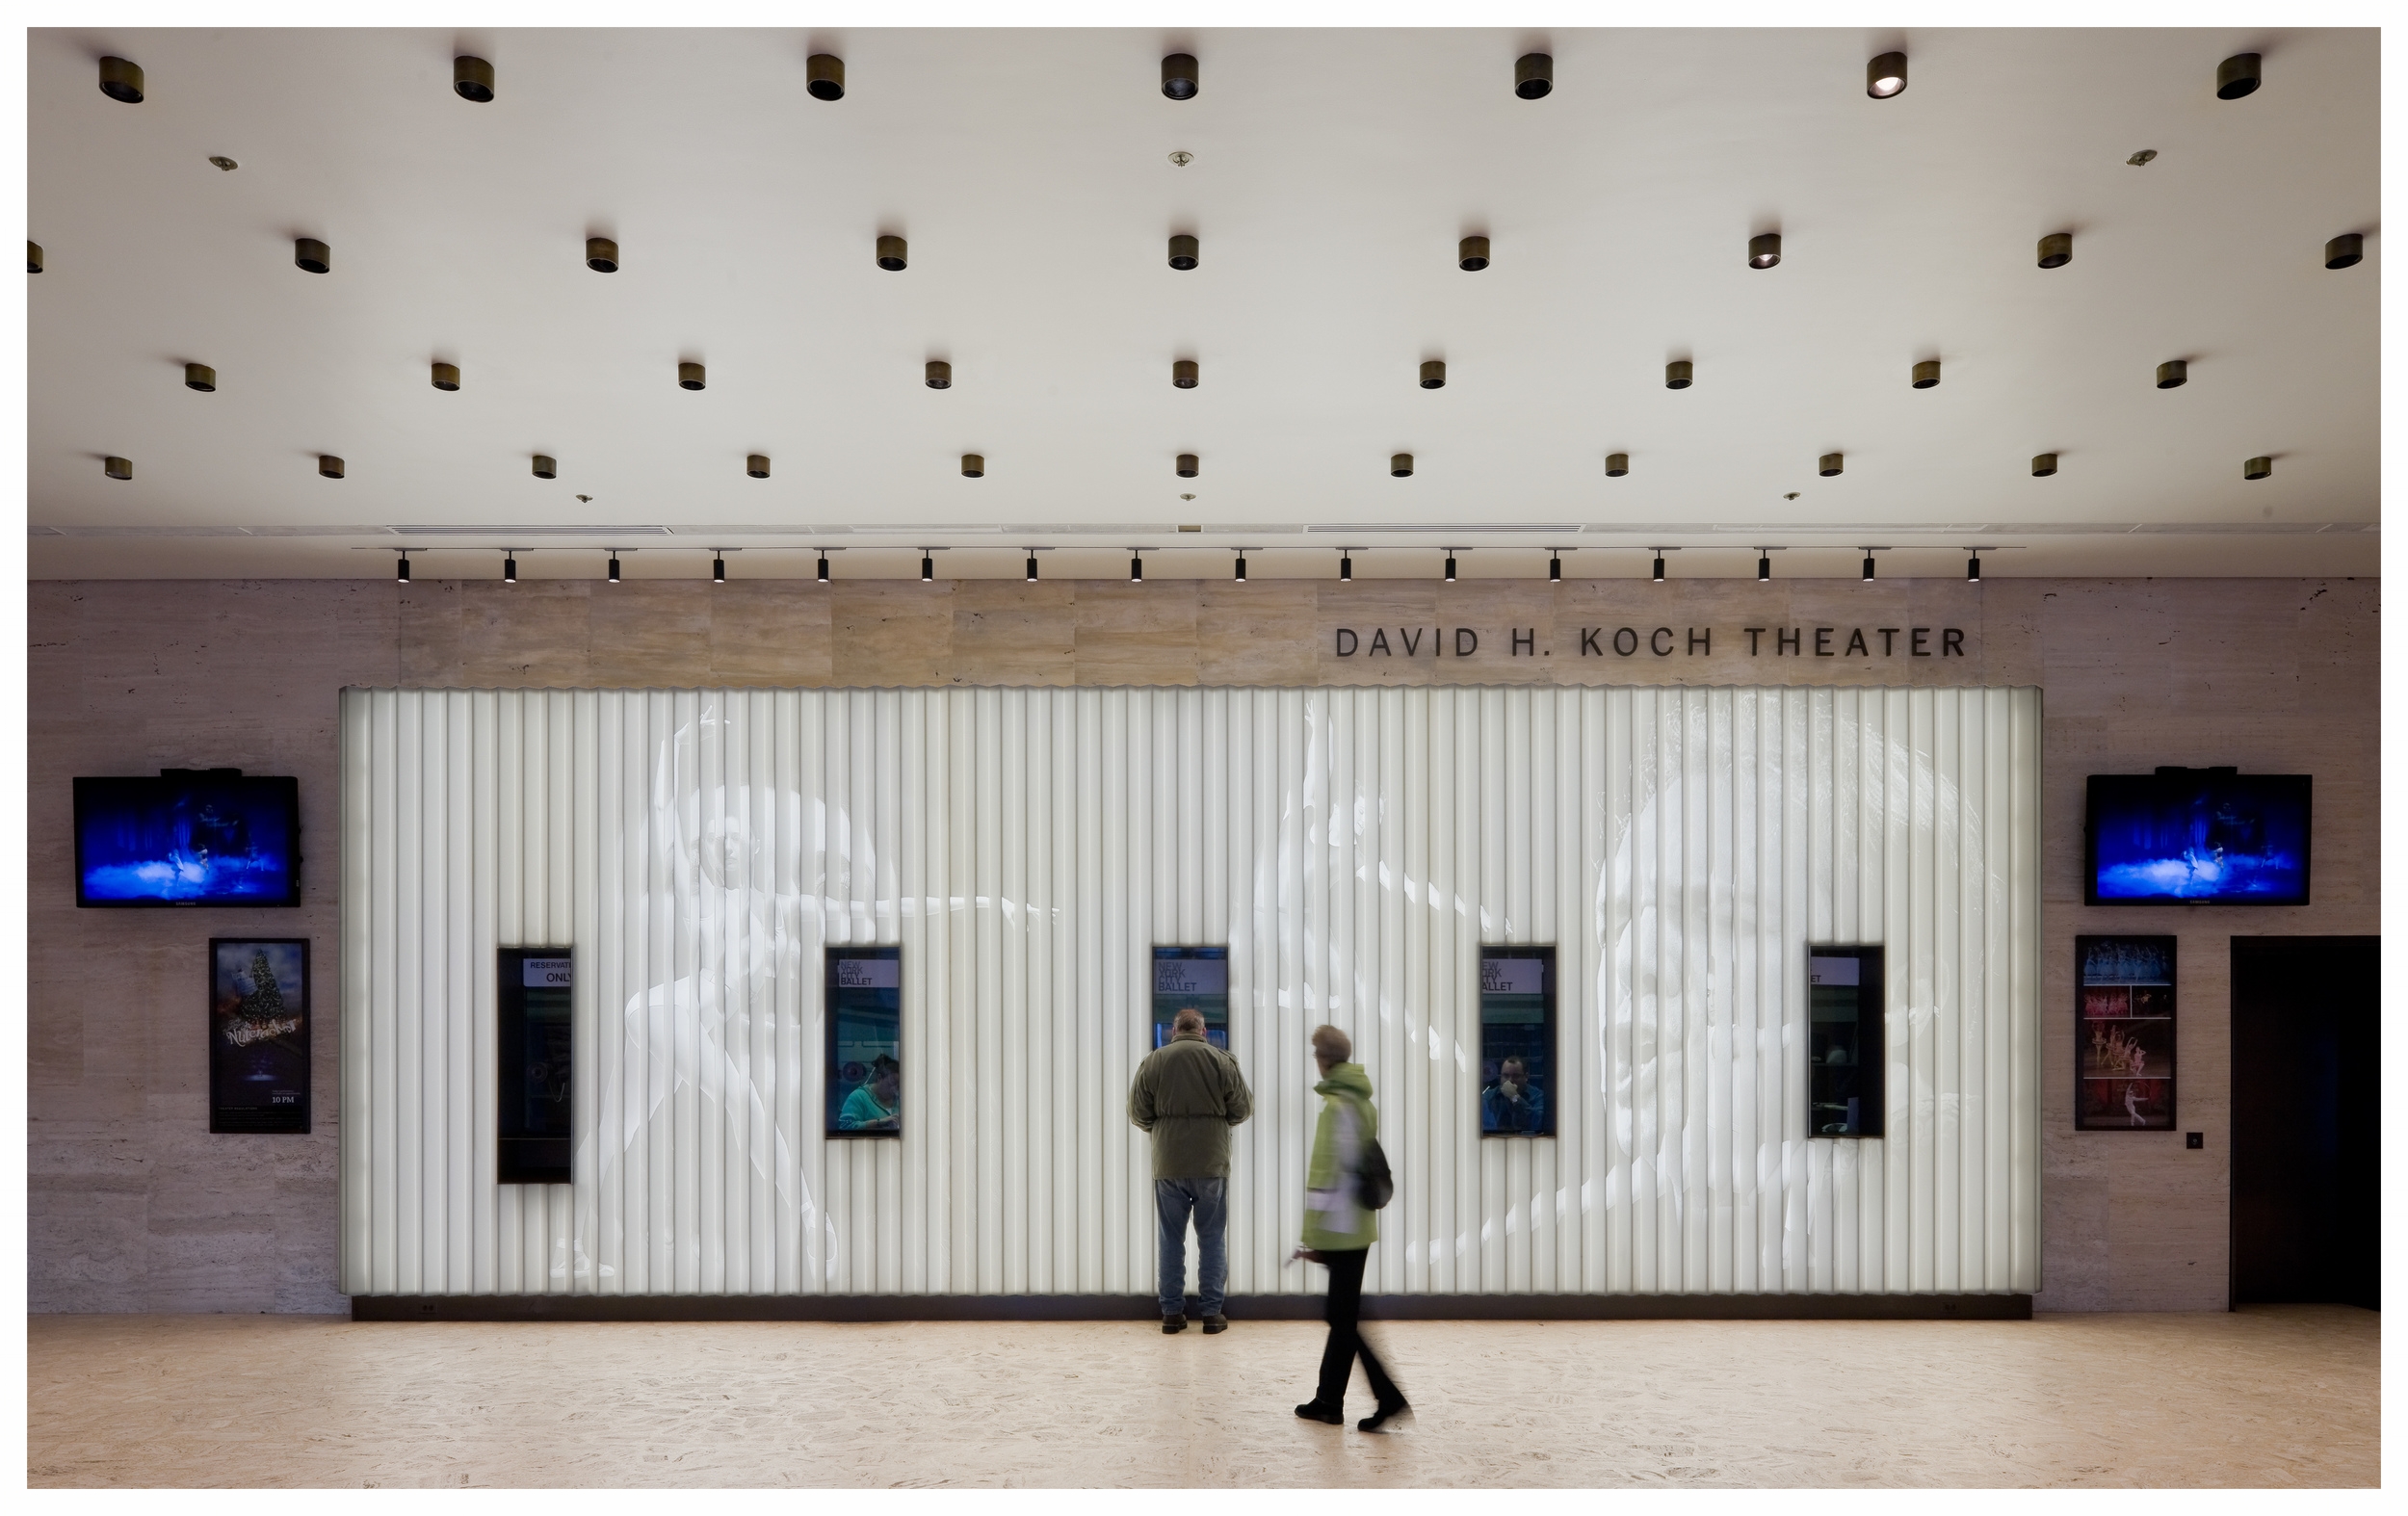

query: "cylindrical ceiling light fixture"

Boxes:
[1819, 452, 1845, 476]
[1867, 51, 1906, 98]
[503, 552, 518, 584]
[1549, 553, 1562, 583]
[1748, 232, 1781, 269]
[396, 553, 411, 584]
[1665, 359, 1692, 389]
[1912, 359, 1941, 389]
[1420, 360, 1447, 389]
[1338, 551, 1352, 582]
[817, 552, 830, 583]
[431, 361, 460, 391]
[1130, 552, 1143, 583]
[1167, 234, 1199, 271]
[1161, 53, 1198, 99]
[1025, 552, 1039, 582]
[961, 453, 984, 477]
[2216, 53, 2261, 100]
[678, 361, 706, 391]
[1443, 553, 1457, 583]
[1605, 452, 1629, 477]
[294, 238, 330, 274]
[607, 553, 621, 584]
[1390, 453, 1414, 477]
[2244, 456, 2273, 481]
[318, 455, 344, 479]
[926, 359, 952, 389]
[585, 237, 618, 273]
[920, 553, 934, 583]
[1757, 550, 1772, 582]
[454, 56, 495, 102]
[2325, 233, 2363, 270]
[713, 555, 726, 585]
[28, 242, 42, 274]
[1233, 552, 1246, 582]
[104, 456, 132, 481]
[1967, 551, 1983, 582]
[2032, 453, 2059, 477]
[1515, 53, 1552, 98]
[1651, 553, 1666, 583]
[2038, 231, 2073, 269]
[1175, 454, 1198, 478]
[1862, 551, 1877, 582]
[807, 54, 846, 100]
[1171, 358, 1198, 388]
[98, 56, 144, 103]
[184, 363, 216, 391]
[532, 455, 558, 479]
[1459, 235, 1490, 271]
[876, 235, 907, 271]
[2157, 360, 2187, 389]
[746, 454, 770, 479]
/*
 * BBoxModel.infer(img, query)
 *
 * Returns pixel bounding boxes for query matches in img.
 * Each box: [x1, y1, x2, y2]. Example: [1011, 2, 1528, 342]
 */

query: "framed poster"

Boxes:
[2076, 934, 2176, 1131]
[1478, 946, 1555, 1136]
[826, 946, 903, 1137]
[497, 947, 573, 1183]
[1808, 946, 1886, 1137]
[1151, 946, 1230, 1050]
[208, 938, 309, 1134]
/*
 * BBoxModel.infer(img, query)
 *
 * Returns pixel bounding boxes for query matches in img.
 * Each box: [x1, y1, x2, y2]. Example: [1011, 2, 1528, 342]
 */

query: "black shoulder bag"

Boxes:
[1354, 1106, 1394, 1211]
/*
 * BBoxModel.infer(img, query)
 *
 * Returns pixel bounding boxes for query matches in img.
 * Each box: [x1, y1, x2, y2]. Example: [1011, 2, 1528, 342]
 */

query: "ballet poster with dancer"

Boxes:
[2076, 934, 2175, 1131]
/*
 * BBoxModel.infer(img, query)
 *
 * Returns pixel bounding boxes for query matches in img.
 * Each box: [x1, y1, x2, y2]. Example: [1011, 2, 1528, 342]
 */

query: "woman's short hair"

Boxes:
[1310, 1024, 1352, 1062]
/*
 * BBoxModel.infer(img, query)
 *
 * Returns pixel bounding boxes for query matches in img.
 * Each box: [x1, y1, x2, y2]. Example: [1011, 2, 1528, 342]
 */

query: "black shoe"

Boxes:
[1202, 1315, 1228, 1334]
[1163, 1315, 1188, 1333]
[1295, 1400, 1345, 1425]
[1357, 1401, 1412, 1433]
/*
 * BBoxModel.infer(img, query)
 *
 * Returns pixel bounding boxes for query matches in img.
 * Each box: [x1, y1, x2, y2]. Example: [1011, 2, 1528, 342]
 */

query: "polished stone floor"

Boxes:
[26, 1306, 2377, 1487]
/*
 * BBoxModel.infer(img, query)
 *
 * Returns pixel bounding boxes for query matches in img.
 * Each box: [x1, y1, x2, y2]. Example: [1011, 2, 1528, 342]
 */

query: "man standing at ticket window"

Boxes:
[1128, 1007, 1253, 1334]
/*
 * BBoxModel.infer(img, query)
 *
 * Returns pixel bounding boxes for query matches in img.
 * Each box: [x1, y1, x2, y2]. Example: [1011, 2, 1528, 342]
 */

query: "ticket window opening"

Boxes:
[1479, 946, 1556, 1137]
[498, 948, 573, 1184]
[826, 947, 903, 1137]
[1809, 947, 1886, 1137]
[1152, 947, 1229, 1051]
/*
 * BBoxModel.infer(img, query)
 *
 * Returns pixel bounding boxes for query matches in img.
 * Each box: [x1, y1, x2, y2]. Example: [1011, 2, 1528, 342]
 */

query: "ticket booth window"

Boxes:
[1808, 946, 1885, 1137]
[826, 947, 903, 1137]
[1152, 947, 1229, 1050]
[498, 947, 573, 1184]
[1479, 946, 1556, 1137]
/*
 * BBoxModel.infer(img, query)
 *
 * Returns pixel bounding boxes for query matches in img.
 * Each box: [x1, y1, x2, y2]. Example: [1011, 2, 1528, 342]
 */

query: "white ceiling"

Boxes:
[28, 26, 2380, 579]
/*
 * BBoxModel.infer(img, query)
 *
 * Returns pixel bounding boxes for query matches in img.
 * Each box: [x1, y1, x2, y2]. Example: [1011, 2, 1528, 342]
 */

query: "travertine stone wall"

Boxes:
[29, 575, 2377, 1312]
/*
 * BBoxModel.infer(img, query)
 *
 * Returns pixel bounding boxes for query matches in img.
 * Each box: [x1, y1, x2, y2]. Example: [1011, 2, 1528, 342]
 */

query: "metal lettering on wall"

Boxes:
[1332, 626, 1971, 659]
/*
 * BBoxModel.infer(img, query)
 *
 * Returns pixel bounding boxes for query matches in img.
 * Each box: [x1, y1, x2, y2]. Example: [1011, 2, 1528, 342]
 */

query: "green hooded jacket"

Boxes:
[1301, 1061, 1378, 1251]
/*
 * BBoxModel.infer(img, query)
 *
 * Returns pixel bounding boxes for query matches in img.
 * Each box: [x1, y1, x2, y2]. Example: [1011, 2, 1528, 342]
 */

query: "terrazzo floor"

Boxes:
[26, 1305, 2377, 1487]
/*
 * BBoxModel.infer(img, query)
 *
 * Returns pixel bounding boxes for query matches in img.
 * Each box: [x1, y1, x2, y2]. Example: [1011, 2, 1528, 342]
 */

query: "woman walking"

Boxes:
[1291, 1024, 1409, 1431]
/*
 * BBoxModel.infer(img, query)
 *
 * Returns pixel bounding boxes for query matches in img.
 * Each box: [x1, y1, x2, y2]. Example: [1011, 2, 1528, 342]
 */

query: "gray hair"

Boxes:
[1310, 1024, 1351, 1062]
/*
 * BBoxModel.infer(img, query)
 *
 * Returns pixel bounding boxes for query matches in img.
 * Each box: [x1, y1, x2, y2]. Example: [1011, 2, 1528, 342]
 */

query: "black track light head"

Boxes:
[1652, 554, 1666, 583]
[1758, 552, 1772, 582]
[817, 553, 830, 583]
[1967, 552, 1982, 583]
[1862, 552, 1877, 583]
[1549, 555, 1561, 583]
[713, 555, 726, 585]
[1339, 552, 1352, 582]
[1131, 553, 1144, 583]
[607, 554, 621, 584]
[504, 553, 518, 585]
[1233, 553, 1246, 582]
[921, 554, 934, 583]
[1026, 552, 1038, 582]
[396, 555, 410, 584]
[1443, 554, 1457, 583]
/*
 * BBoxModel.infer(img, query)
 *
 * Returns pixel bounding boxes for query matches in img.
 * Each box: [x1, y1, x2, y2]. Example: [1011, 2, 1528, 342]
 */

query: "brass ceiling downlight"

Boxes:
[1171, 358, 1199, 388]
[1867, 51, 1906, 98]
[295, 238, 330, 274]
[1162, 53, 1198, 100]
[1912, 359, 1941, 389]
[2325, 233, 2364, 270]
[98, 56, 144, 104]
[431, 361, 460, 391]
[1605, 453, 1630, 477]
[678, 361, 706, 391]
[1167, 234, 1199, 270]
[586, 237, 618, 273]
[877, 234, 907, 271]
[2244, 456, 2273, 481]
[1748, 233, 1781, 269]
[1420, 360, 1447, 389]
[2156, 360, 2187, 389]
[532, 455, 558, 479]
[2038, 232, 2073, 269]
[454, 56, 495, 102]
[1819, 452, 1845, 477]
[1176, 454, 1198, 478]
[28, 242, 41, 274]
[2031, 453, 2059, 477]
[961, 453, 985, 478]
[1390, 453, 1414, 477]
[1665, 359, 1692, 389]
[807, 54, 845, 101]
[925, 359, 952, 388]
[2216, 53, 2261, 100]
[104, 456, 132, 481]
[184, 363, 216, 392]
[1458, 235, 1490, 271]
[746, 454, 771, 479]
[319, 456, 345, 479]
[1515, 54, 1552, 99]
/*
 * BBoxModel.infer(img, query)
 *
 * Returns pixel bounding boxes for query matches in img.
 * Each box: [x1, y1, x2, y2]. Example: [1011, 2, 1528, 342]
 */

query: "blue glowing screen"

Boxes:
[75, 775, 301, 906]
[2086, 773, 2309, 905]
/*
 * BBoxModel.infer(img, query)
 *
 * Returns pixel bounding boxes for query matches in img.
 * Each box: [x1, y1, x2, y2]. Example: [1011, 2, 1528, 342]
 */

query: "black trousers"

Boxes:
[1315, 1247, 1402, 1410]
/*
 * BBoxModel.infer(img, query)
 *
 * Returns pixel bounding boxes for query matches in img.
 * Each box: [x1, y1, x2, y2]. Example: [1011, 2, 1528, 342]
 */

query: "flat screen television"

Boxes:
[2085, 770, 2309, 906]
[74, 771, 301, 906]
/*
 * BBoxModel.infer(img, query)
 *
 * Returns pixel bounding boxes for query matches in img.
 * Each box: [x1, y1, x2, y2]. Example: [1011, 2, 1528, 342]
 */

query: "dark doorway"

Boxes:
[2230, 936, 2379, 1310]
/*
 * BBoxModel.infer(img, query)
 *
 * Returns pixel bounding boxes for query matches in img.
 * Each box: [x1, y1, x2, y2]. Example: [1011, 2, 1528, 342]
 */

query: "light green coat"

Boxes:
[1301, 1061, 1378, 1250]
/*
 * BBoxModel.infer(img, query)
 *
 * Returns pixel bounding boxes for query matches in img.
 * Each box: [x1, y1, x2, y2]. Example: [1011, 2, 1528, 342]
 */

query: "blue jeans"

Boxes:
[1154, 1177, 1228, 1318]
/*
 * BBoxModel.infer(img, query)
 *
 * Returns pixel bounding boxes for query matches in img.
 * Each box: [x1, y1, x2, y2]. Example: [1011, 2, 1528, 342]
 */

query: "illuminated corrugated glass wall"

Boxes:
[340, 686, 2041, 1297]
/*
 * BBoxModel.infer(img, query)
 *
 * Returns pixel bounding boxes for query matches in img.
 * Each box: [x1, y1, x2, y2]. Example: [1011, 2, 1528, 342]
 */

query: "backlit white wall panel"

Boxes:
[340, 687, 2042, 1296]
